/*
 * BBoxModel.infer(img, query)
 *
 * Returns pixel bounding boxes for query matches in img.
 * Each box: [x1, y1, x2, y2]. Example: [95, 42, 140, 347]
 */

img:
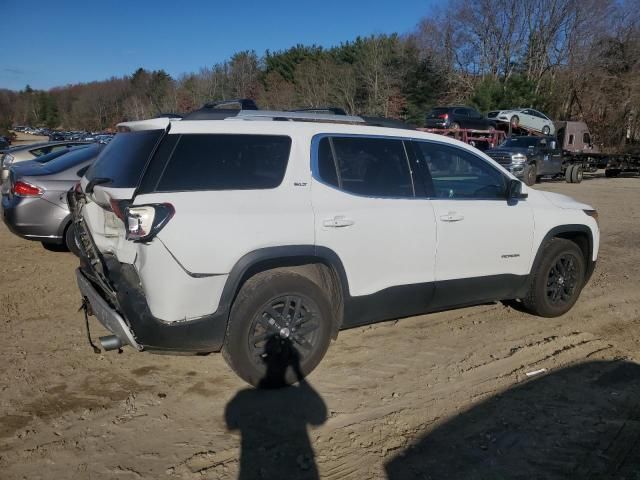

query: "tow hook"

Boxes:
[79, 298, 101, 354]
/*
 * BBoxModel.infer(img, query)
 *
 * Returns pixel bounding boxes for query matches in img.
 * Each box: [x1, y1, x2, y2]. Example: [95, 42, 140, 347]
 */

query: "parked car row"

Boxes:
[1, 143, 103, 253]
[11, 125, 113, 144]
[425, 106, 556, 136]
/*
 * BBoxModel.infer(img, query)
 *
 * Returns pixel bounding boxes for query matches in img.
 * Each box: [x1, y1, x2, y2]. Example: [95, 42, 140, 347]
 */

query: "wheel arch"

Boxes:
[219, 246, 349, 338]
[531, 224, 594, 277]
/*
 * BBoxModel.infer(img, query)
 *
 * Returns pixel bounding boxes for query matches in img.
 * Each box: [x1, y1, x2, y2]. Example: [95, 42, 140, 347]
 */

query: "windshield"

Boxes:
[499, 137, 539, 149]
[44, 144, 102, 172]
[85, 129, 164, 188]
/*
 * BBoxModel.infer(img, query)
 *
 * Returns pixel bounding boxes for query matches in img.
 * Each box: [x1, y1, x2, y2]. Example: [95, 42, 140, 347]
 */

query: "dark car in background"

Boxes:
[0, 136, 11, 151]
[425, 106, 496, 130]
[2, 143, 103, 254]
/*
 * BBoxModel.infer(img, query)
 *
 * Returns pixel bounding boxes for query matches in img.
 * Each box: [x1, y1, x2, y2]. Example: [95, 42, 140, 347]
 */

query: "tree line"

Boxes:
[1, 0, 638, 148]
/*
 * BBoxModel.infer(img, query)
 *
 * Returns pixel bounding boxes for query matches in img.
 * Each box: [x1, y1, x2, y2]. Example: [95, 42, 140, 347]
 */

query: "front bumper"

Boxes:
[493, 162, 525, 178]
[76, 269, 141, 350]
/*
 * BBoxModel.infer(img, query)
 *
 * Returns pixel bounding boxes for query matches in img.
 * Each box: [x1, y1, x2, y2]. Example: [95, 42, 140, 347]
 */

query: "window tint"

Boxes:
[156, 134, 291, 191]
[317, 137, 413, 198]
[317, 137, 339, 188]
[44, 144, 101, 173]
[86, 130, 163, 188]
[414, 142, 506, 199]
[33, 147, 84, 164]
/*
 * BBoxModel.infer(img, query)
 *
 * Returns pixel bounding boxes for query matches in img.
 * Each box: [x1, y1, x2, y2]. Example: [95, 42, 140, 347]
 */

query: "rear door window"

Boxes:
[315, 136, 414, 198]
[155, 134, 291, 191]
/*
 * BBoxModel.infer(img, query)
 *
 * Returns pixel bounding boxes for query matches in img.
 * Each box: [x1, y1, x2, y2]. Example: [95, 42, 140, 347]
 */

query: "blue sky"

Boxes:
[1, 0, 436, 91]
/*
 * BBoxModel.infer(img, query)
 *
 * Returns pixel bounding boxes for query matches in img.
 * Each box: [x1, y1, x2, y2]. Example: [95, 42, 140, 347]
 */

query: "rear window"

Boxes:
[427, 108, 449, 118]
[85, 130, 163, 188]
[155, 134, 291, 192]
[44, 145, 101, 172]
[34, 147, 84, 164]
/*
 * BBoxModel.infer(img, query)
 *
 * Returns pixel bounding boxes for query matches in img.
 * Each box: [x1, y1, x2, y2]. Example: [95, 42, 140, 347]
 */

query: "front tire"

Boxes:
[522, 238, 586, 317]
[542, 125, 551, 135]
[223, 270, 333, 388]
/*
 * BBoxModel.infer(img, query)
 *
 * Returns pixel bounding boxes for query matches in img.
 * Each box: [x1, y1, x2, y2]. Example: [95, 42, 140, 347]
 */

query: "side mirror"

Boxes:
[507, 179, 528, 201]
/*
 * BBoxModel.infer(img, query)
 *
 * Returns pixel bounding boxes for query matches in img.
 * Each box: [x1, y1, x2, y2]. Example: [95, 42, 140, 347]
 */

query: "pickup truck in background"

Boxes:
[486, 136, 572, 186]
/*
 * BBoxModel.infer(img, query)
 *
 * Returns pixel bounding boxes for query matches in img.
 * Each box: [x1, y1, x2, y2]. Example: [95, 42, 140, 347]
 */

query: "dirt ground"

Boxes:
[1, 174, 639, 479]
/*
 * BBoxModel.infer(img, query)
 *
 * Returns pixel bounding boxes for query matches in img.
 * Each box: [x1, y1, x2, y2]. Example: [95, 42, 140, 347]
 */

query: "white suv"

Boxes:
[70, 104, 599, 387]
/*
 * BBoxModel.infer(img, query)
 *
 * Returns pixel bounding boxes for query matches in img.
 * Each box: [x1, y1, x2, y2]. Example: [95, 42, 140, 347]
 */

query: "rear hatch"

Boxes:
[77, 121, 168, 259]
[425, 108, 450, 127]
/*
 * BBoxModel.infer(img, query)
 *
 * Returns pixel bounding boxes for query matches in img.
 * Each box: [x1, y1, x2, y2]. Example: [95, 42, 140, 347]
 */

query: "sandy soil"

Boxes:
[1, 175, 639, 479]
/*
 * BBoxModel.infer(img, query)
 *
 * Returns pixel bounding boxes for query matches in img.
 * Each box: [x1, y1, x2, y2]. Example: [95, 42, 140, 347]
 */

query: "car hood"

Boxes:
[539, 191, 593, 211]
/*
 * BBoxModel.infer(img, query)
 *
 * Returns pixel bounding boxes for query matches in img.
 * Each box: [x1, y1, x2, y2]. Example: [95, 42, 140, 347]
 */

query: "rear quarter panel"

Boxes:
[132, 133, 314, 275]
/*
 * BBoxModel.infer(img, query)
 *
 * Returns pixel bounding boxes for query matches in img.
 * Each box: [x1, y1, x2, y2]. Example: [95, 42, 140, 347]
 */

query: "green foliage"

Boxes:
[471, 76, 546, 113]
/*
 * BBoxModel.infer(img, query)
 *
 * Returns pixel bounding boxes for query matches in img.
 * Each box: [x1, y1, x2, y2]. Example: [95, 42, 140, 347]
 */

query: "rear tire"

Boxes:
[65, 223, 81, 257]
[522, 238, 586, 317]
[565, 164, 575, 183]
[222, 270, 333, 388]
[523, 163, 537, 186]
[571, 165, 583, 183]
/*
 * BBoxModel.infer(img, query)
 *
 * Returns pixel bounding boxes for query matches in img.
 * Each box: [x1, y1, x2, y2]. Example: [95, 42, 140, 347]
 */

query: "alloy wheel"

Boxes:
[248, 294, 321, 366]
[546, 254, 579, 305]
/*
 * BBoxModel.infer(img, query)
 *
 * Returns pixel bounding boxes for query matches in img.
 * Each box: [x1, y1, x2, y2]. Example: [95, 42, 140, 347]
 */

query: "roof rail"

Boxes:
[182, 99, 259, 120]
[203, 99, 259, 110]
[287, 107, 347, 116]
[181, 100, 414, 130]
[360, 116, 415, 130]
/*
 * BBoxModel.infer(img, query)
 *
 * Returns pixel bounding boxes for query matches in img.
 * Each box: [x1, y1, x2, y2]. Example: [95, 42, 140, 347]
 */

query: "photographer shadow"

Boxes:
[225, 337, 327, 480]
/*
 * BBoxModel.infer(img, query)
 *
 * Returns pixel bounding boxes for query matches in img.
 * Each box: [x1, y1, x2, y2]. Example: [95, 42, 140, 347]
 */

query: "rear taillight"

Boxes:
[12, 180, 43, 197]
[439, 113, 449, 120]
[109, 198, 128, 221]
[125, 203, 175, 242]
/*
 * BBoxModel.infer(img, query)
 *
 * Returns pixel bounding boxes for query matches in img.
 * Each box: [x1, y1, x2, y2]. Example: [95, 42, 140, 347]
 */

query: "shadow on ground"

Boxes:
[386, 360, 640, 479]
[225, 337, 327, 480]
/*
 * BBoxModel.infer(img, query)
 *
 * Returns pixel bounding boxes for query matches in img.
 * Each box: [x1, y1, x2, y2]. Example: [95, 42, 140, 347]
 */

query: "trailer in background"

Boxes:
[417, 127, 506, 151]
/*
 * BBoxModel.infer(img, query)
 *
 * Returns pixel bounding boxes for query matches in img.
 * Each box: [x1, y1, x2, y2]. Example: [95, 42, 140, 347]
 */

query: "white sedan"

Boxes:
[487, 109, 555, 135]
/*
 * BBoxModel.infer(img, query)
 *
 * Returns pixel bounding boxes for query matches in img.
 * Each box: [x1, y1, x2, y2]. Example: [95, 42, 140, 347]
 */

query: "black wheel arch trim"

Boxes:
[216, 245, 350, 333]
[531, 224, 595, 283]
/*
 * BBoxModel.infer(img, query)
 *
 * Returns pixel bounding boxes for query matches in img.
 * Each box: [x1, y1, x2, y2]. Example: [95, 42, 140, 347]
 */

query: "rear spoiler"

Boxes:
[116, 117, 180, 132]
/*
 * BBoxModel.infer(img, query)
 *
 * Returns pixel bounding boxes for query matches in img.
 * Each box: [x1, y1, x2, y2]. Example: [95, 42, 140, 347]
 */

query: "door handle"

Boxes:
[323, 216, 355, 228]
[439, 212, 464, 222]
